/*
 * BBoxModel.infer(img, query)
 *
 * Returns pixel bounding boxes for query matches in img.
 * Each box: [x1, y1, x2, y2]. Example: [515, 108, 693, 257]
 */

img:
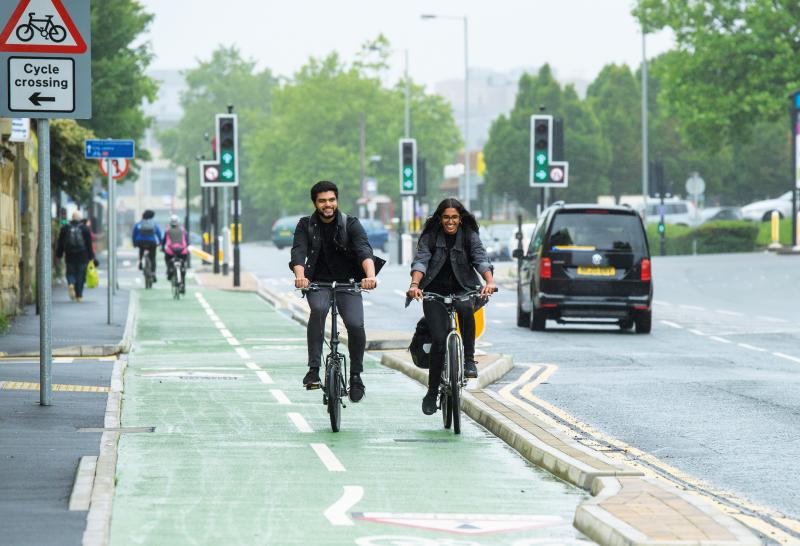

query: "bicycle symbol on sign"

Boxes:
[16, 12, 67, 43]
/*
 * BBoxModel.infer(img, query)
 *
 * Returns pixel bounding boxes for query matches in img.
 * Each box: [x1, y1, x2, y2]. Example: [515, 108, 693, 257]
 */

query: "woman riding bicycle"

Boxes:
[406, 198, 496, 415]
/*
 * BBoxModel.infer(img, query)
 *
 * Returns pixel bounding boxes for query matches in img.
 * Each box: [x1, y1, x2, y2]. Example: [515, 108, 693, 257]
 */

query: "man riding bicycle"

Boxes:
[132, 210, 162, 281]
[163, 214, 189, 293]
[289, 181, 378, 403]
[407, 198, 496, 415]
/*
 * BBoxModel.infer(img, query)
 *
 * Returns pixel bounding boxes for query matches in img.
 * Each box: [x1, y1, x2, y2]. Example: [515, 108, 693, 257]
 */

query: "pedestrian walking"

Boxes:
[56, 210, 95, 302]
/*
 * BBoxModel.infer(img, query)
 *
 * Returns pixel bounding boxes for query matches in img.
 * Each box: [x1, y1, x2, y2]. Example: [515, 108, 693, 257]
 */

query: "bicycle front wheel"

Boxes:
[448, 335, 463, 434]
[326, 363, 341, 432]
[49, 25, 67, 42]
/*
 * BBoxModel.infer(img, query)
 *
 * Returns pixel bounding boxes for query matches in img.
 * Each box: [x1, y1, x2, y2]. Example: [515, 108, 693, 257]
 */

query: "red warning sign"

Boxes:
[98, 158, 130, 181]
[0, 0, 87, 53]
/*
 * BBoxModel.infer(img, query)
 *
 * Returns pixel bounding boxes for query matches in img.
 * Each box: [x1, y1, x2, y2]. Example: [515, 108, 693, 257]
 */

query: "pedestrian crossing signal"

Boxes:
[215, 114, 238, 185]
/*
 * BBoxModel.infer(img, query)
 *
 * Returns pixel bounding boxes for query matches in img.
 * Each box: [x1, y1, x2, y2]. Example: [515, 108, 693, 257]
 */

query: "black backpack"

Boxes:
[408, 316, 433, 369]
[65, 224, 85, 254]
[139, 218, 156, 237]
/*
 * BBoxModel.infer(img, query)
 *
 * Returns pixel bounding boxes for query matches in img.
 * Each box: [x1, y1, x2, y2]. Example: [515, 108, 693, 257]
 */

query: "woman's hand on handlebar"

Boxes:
[480, 283, 498, 298]
[407, 286, 423, 301]
[360, 277, 378, 290]
[295, 277, 309, 289]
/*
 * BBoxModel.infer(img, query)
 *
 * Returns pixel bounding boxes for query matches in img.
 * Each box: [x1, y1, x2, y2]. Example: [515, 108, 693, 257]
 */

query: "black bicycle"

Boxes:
[168, 255, 186, 300]
[142, 252, 154, 289]
[420, 288, 495, 434]
[302, 281, 363, 432]
[16, 13, 67, 43]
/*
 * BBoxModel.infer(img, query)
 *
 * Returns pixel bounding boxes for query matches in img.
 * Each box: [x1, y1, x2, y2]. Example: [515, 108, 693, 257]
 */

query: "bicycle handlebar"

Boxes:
[300, 281, 364, 294]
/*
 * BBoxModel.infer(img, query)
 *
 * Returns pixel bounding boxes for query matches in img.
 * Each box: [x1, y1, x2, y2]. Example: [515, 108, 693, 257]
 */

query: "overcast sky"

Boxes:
[138, 0, 674, 89]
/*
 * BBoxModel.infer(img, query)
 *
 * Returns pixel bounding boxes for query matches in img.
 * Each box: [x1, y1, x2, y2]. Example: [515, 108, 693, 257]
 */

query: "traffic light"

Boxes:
[215, 114, 238, 184]
[417, 157, 427, 197]
[399, 138, 417, 195]
[531, 115, 552, 184]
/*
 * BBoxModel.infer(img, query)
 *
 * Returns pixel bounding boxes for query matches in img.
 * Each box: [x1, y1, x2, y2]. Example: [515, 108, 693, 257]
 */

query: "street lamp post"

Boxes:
[421, 14, 469, 208]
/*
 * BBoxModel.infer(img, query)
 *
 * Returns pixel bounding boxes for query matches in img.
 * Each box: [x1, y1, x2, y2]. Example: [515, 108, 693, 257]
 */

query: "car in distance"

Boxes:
[481, 223, 516, 261]
[515, 202, 653, 333]
[644, 199, 701, 227]
[700, 206, 743, 224]
[740, 191, 796, 222]
[271, 215, 303, 250]
[358, 218, 389, 252]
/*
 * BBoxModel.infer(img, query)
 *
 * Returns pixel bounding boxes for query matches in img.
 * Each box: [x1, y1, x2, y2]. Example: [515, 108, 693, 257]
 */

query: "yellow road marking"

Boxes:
[1, 381, 109, 393]
[499, 364, 800, 543]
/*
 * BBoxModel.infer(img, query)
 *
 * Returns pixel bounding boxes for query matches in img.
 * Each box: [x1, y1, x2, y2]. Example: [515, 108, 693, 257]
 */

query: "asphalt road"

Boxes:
[244, 243, 800, 529]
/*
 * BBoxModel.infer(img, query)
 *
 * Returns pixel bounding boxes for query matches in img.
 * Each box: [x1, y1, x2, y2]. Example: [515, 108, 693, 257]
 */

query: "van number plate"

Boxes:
[577, 266, 616, 276]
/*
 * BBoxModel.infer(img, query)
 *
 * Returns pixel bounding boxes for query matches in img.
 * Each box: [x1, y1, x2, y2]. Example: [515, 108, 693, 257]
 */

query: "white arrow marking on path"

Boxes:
[324, 486, 364, 526]
[311, 443, 346, 472]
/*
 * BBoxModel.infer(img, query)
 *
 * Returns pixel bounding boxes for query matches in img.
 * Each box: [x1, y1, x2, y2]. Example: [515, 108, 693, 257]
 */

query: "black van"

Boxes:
[515, 202, 653, 333]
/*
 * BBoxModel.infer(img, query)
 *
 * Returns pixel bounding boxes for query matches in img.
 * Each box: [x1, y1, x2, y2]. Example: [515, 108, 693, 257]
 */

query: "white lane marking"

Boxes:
[362, 300, 373, 307]
[491, 319, 504, 325]
[271, 389, 291, 404]
[256, 370, 274, 384]
[54, 357, 75, 363]
[773, 352, 800, 364]
[324, 486, 364, 526]
[689, 329, 707, 336]
[245, 362, 261, 370]
[494, 302, 515, 308]
[288, 412, 314, 433]
[226, 337, 241, 346]
[679, 304, 706, 311]
[311, 443, 346, 472]
[738, 343, 767, 352]
[220, 329, 234, 338]
[213, 321, 226, 330]
[659, 320, 683, 329]
[709, 336, 731, 344]
[757, 315, 788, 324]
[653, 300, 672, 307]
[716, 309, 744, 317]
[393, 289, 407, 298]
[235, 347, 251, 360]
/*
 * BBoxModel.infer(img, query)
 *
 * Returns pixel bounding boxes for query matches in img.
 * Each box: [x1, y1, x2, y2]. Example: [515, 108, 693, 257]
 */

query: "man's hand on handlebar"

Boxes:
[360, 277, 378, 290]
[407, 286, 423, 301]
[480, 283, 498, 298]
[294, 277, 309, 289]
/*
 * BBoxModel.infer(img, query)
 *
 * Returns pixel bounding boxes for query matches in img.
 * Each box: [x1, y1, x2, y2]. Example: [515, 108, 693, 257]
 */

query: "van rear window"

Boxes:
[547, 211, 647, 255]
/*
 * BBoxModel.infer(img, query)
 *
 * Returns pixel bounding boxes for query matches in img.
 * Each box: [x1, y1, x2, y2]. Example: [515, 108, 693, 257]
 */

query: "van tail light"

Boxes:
[641, 258, 651, 281]
[540, 257, 552, 279]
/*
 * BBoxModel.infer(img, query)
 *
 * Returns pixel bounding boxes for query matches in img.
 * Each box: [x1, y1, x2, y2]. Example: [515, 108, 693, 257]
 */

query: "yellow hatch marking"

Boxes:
[1, 381, 109, 393]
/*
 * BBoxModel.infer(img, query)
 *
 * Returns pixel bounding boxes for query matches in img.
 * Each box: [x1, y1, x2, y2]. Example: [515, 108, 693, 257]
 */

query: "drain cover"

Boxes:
[78, 427, 155, 433]
[141, 371, 241, 381]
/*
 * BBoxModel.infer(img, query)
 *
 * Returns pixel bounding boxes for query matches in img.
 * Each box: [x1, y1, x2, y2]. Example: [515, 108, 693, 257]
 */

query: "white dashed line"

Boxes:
[220, 329, 234, 338]
[288, 413, 314, 433]
[245, 362, 261, 370]
[311, 443, 346, 471]
[689, 329, 707, 336]
[362, 300, 373, 307]
[256, 370, 274, 384]
[659, 320, 683, 329]
[738, 343, 767, 352]
[716, 310, 744, 317]
[235, 348, 251, 360]
[324, 486, 364, 526]
[213, 321, 226, 330]
[773, 352, 800, 364]
[653, 300, 672, 307]
[757, 316, 788, 324]
[271, 389, 292, 405]
[709, 336, 731, 344]
[679, 305, 706, 311]
[393, 289, 407, 298]
[226, 337, 241, 346]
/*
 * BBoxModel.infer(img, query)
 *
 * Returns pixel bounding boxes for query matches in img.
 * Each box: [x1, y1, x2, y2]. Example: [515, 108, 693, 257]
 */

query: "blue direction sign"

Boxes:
[84, 139, 135, 159]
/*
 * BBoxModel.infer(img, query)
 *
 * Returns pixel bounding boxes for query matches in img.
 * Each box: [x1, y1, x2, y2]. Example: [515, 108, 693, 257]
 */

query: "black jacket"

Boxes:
[411, 227, 492, 291]
[289, 211, 374, 281]
[56, 221, 94, 263]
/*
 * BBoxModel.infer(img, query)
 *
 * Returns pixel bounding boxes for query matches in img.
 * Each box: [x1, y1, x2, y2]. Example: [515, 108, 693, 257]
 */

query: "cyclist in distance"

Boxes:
[289, 181, 378, 402]
[406, 198, 496, 415]
[132, 210, 162, 282]
[162, 214, 189, 292]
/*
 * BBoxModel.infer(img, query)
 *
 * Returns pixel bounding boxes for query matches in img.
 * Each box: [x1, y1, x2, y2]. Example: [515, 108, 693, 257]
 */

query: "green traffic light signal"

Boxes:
[658, 223, 666, 234]
[216, 114, 238, 183]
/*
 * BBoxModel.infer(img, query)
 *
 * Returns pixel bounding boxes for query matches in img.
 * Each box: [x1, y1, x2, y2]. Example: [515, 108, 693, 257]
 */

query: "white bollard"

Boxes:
[401, 233, 413, 266]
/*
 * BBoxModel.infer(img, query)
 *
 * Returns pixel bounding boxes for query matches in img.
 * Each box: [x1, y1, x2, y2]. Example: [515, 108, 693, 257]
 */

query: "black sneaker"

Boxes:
[464, 360, 478, 379]
[422, 389, 438, 415]
[349, 374, 365, 402]
[303, 368, 321, 390]
[138, 262, 142, 270]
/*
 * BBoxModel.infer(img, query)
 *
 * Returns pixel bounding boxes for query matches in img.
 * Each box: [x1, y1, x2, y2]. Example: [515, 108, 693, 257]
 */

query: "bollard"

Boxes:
[400, 233, 413, 266]
[768, 210, 782, 250]
[795, 212, 800, 251]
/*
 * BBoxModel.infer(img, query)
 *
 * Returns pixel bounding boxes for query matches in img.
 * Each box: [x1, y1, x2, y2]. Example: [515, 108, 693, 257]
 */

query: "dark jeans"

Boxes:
[66, 260, 88, 298]
[306, 288, 366, 374]
[138, 242, 157, 273]
[423, 298, 475, 387]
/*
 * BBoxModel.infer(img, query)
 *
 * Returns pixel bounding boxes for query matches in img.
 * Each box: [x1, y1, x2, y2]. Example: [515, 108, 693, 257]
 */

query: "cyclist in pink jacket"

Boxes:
[162, 214, 189, 292]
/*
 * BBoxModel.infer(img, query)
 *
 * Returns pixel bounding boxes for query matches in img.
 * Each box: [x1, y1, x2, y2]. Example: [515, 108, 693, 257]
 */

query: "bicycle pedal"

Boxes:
[305, 383, 321, 391]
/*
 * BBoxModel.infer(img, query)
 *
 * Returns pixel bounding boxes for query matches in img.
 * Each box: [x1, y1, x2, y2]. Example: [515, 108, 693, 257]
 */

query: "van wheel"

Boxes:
[516, 287, 530, 327]
[619, 319, 634, 331]
[275, 244, 284, 250]
[635, 311, 652, 334]
[529, 304, 546, 331]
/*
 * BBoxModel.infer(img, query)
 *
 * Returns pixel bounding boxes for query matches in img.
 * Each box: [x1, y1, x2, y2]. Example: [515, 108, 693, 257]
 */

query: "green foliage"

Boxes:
[82, 0, 157, 148]
[634, 0, 800, 148]
[646, 221, 759, 255]
[756, 217, 794, 246]
[244, 49, 461, 232]
[50, 120, 97, 202]
[484, 65, 609, 212]
[0, 313, 9, 334]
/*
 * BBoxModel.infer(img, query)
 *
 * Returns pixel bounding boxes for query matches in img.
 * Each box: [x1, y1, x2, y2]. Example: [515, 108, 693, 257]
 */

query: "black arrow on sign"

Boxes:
[29, 92, 56, 106]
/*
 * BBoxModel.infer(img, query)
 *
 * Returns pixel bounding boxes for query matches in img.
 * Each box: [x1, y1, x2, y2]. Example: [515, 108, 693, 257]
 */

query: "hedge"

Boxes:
[646, 221, 759, 256]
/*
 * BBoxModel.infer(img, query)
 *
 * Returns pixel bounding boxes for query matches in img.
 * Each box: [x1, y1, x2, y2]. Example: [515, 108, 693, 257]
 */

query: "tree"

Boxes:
[634, 0, 800, 148]
[484, 65, 610, 212]
[82, 0, 157, 147]
[50, 120, 97, 202]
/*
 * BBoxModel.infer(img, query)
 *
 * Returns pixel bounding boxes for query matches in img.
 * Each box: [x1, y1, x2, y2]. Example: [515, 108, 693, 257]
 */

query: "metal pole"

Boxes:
[404, 49, 410, 138]
[106, 158, 113, 324]
[792, 95, 799, 247]
[184, 164, 191, 268]
[37, 119, 52, 406]
[213, 187, 220, 273]
[233, 185, 240, 287]
[641, 23, 649, 209]
[109, 160, 116, 295]
[463, 16, 470, 209]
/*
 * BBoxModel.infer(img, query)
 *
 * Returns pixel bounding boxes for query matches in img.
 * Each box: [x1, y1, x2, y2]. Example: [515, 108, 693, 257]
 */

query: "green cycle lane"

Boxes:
[110, 285, 592, 546]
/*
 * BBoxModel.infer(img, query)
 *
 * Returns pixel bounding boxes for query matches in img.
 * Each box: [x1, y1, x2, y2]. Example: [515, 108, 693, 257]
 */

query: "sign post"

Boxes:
[0, 0, 91, 406]
[85, 139, 135, 325]
[791, 90, 800, 248]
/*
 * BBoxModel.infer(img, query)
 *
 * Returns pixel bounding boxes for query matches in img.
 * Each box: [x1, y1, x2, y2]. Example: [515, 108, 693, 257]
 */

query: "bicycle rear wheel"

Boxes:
[448, 335, 462, 434]
[441, 387, 452, 429]
[326, 362, 341, 432]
